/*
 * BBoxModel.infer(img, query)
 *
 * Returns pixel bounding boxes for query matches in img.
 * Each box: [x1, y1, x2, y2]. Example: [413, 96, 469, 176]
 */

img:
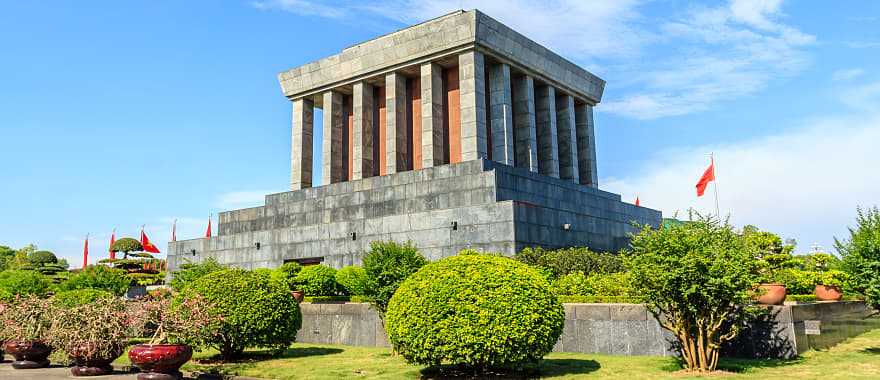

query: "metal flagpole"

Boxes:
[710, 152, 720, 217]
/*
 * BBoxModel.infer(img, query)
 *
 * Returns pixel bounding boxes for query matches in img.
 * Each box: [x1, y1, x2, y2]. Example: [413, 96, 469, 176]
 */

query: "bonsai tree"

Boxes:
[627, 213, 760, 372]
[16, 250, 69, 283]
[743, 226, 796, 284]
[48, 294, 133, 375]
[102, 237, 165, 286]
[362, 241, 427, 314]
[837, 206, 880, 310]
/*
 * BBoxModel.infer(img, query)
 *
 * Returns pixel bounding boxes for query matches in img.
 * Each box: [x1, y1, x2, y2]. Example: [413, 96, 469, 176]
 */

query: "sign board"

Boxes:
[804, 320, 821, 335]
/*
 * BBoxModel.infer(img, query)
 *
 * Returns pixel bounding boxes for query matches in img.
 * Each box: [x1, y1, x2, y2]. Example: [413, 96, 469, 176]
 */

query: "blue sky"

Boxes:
[1, 1, 878, 266]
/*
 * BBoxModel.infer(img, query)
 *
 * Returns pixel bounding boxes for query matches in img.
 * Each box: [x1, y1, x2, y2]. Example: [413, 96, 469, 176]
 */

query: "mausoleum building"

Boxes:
[167, 9, 661, 271]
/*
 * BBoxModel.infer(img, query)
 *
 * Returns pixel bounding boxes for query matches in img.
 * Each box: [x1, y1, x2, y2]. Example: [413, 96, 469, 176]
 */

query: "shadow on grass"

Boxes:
[716, 356, 803, 373]
[199, 346, 344, 363]
[418, 358, 600, 379]
[861, 347, 880, 355]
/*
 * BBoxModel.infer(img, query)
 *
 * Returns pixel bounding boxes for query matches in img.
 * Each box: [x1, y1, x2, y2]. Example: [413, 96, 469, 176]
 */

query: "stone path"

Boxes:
[0, 362, 138, 379]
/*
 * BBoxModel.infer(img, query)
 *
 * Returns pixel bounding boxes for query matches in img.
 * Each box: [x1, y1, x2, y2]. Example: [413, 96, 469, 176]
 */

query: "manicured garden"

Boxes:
[0, 207, 879, 378]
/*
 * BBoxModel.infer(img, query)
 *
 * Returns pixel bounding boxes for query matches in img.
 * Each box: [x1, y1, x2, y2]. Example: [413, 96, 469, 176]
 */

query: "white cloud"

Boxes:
[250, 0, 346, 18]
[215, 190, 275, 209]
[832, 68, 865, 82]
[603, 81, 880, 253]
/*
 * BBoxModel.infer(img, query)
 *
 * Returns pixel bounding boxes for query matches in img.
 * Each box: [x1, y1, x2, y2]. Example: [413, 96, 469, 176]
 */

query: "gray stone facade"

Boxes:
[294, 301, 880, 358]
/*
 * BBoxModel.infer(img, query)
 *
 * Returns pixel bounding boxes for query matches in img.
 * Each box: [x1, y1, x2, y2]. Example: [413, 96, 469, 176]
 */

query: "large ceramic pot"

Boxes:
[3, 340, 52, 369]
[128, 344, 193, 380]
[68, 342, 125, 376]
[815, 284, 843, 301]
[291, 290, 305, 303]
[756, 283, 787, 305]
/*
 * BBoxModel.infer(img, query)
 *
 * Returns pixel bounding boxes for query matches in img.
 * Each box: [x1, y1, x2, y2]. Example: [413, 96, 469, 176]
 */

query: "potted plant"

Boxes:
[815, 270, 848, 301]
[0, 295, 54, 369]
[745, 228, 797, 305]
[128, 294, 219, 380]
[48, 294, 132, 376]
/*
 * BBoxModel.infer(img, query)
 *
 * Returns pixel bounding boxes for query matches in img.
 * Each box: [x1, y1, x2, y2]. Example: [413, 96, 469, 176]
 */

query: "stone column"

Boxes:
[352, 82, 374, 180]
[555, 94, 580, 183]
[535, 85, 560, 178]
[488, 63, 514, 166]
[458, 50, 488, 162]
[385, 72, 409, 174]
[512, 75, 538, 172]
[322, 90, 344, 185]
[575, 103, 599, 187]
[291, 97, 313, 190]
[420, 62, 444, 168]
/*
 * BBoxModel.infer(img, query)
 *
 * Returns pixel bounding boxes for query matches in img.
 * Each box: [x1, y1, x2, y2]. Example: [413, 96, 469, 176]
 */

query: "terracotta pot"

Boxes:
[756, 283, 787, 305]
[291, 290, 305, 303]
[815, 284, 843, 301]
[3, 340, 52, 369]
[68, 342, 125, 376]
[128, 344, 193, 380]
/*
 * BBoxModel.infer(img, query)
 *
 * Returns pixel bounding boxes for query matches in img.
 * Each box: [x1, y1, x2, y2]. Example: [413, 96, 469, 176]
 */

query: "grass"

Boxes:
[117, 328, 880, 379]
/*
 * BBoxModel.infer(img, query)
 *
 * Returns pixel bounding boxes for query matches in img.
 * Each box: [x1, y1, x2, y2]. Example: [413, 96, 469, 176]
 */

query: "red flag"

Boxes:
[205, 216, 212, 238]
[635, 197, 640, 207]
[695, 159, 716, 197]
[83, 234, 89, 268]
[140, 227, 161, 254]
[109, 229, 116, 260]
[171, 219, 177, 242]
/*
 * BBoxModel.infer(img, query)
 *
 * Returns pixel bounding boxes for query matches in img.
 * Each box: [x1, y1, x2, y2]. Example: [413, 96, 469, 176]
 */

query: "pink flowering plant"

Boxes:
[132, 294, 221, 347]
[48, 296, 132, 362]
[0, 295, 54, 342]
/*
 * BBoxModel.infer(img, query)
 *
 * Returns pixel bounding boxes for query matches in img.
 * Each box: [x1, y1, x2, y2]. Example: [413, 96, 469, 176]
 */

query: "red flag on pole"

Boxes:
[83, 234, 89, 268]
[171, 219, 177, 242]
[635, 197, 640, 207]
[140, 226, 161, 254]
[695, 159, 716, 197]
[205, 215, 212, 238]
[109, 229, 116, 260]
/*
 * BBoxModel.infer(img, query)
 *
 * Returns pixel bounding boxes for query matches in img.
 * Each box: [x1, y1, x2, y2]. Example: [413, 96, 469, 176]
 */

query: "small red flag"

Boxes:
[109, 229, 116, 260]
[635, 197, 640, 207]
[696, 159, 716, 197]
[140, 227, 161, 254]
[205, 216, 212, 238]
[83, 234, 89, 268]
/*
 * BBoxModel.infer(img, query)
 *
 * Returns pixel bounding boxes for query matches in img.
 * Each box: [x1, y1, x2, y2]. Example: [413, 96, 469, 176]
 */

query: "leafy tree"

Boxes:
[362, 241, 427, 314]
[103, 237, 164, 286]
[837, 206, 880, 310]
[627, 214, 760, 372]
[169, 258, 225, 292]
[0, 245, 18, 271]
[742, 226, 796, 283]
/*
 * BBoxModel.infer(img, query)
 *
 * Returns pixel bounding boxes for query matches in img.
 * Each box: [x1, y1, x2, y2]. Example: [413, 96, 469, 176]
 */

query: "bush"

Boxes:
[179, 269, 301, 359]
[837, 206, 880, 310]
[0, 295, 54, 341]
[335, 266, 368, 296]
[28, 250, 58, 265]
[362, 241, 427, 314]
[515, 246, 624, 277]
[385, 252, 564, 371]
[552, 272, 636, 297]
[49, 296, 131, 362]
[556, 295, 643, 303]
[292, 265, 338, 296]
[776, 268, 817, 295]
[169, 258, 225, 292]
[0, 270, 51, 301]
[52, 289, 114, 308]
[271, 262, 303, 290]
[627, 214, 760, 372]
[59, 265, 130, 296]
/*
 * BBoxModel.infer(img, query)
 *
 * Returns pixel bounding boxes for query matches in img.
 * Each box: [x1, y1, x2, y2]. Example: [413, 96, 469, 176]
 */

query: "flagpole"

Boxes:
[710, 153, 720, 217]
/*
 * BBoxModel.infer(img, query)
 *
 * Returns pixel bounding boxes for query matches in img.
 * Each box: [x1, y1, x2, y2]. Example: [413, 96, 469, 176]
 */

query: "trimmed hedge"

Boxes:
[385, 252, 564, 370]
[179, 269, 301, 360]
[557, 295, 644, 304]
[301, 295, 372, 303]
[293, 265, 338, 296]
[335, 266, 368, 296]
[515, 246, 624, 277]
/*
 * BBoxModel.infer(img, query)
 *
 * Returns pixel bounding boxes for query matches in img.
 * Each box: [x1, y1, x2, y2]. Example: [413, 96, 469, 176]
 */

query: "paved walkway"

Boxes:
[0, 362, 139, 379]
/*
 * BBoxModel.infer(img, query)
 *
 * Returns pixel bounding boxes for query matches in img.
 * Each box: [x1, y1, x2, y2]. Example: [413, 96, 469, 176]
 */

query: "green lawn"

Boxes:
[125, 328, 880, 379]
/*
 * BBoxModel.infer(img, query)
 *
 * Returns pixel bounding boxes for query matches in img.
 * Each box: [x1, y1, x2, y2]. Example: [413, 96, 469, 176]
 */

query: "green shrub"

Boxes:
[816, 269, 849, 288]
[179, 268, 301, 360]
[362, 241, 427, 314]
[515, 246, 624, 277]
[552, 272, 591, 296]
[335, 266, 368, 296]
[28, 250, 58, 265]
[271, 262, 303, 290]
[385, 252, 564, 371]
[292, 265, 338, 296]
[52, 289, 114, 308]
[552, 272, 636, 297]
[796, 252, 842, 272]
[169, 258, 225, 292]
[627, 214, 760, 372]
[557, 295, 644, 304]
[776, 268, 817, 295]
[837, 207, 880, 310]
[786, 294, 817, 302]
[0, 270, 51, 301]
[59, 265, 130, 296]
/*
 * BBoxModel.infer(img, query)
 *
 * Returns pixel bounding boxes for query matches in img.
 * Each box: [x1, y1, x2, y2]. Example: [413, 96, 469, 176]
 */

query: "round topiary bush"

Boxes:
[28, 250, 58, 265]
[179, 268, 301, 359]
[293, 265, 338, 296]
[110, 237, 142, 254]
[335, 265, 368, 296]
[385, 252, 564, 371]
[52, 289, 114, 308]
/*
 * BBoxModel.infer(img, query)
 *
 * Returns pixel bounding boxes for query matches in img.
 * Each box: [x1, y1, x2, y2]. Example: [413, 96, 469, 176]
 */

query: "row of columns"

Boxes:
[290, 50, 598, 190]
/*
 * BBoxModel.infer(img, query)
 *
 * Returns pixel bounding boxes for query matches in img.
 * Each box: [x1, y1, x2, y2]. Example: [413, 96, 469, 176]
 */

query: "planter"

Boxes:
[128, 344, 193, 380]
[291, 290, 305, 303]
[815, 284, 843, 301]
[3, 340, 52, 369]
[68, 343, 125, 376]
[756, 283, 787, 305]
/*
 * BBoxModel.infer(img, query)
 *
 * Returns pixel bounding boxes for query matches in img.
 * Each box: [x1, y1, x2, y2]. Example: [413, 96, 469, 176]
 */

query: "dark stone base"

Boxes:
[11, 359, 50, 369]
[71, 365, 115, 376]
[138, 371, 183, 380]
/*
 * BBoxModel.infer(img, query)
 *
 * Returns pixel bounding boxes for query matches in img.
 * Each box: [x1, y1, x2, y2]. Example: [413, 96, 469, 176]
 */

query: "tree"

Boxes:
[837, 206, 880, 310]
[104, 237, 164, 286]
[362, 241, 427, 314]
[627, 214, 760, 372]
[742, 226, 797, 283]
